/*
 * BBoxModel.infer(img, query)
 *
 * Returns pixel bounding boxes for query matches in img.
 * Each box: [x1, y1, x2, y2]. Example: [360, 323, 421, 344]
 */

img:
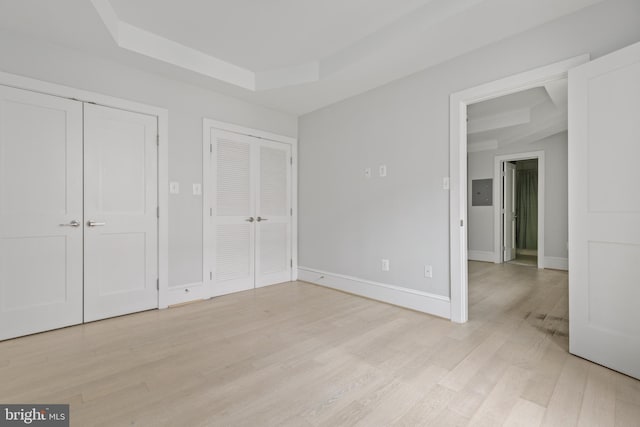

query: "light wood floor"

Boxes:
[507, 255, 538, 267]
[1, 262, 639, 426]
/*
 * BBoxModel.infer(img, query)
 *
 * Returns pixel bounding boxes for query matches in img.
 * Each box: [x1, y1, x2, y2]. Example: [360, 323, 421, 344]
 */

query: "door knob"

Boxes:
[245, 217, 255, 222]
[59, 220, 81, 227]
[256, 217, 268, 222]
[87, 221, 106, 227]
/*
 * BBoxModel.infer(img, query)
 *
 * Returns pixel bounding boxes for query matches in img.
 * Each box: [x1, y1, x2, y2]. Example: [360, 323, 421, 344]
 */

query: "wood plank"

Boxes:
[468, 365, 531, 426]
[439, 331, 510, 392]
[577, 364, 617, 427]
[504, 398, 546, 427]
[615, 399, 640, 427]
[541, 356, 590, 426]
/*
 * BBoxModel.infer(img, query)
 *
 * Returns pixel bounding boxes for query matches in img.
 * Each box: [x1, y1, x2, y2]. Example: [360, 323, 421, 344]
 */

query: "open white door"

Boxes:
[569, 41, 640, 379]
[0, 86, 83, 340]
[83, 104, 158, 322]
[503, 162, 516, 262]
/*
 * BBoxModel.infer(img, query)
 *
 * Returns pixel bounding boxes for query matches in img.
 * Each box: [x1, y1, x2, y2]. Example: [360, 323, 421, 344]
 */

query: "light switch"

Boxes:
[381, 259, 390, 271]
[424, 265, 433, 278]
[379, 165, 387, 177]
[169, 182, 180, 194]
[443, 177, 450, 190]
[193, 183, 202, 196]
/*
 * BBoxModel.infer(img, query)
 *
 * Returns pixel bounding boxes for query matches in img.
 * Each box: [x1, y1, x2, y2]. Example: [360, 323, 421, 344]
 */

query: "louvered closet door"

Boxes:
[212, 130, 256, 296]
[255, 140, 292, 287]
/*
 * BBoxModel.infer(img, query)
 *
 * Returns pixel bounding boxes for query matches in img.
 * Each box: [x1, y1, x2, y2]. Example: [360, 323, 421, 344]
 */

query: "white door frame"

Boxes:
[449, 55, 588, 323]
[493, 151, 545, 267]
[0, 70, 170, 309]
[202, 119, 298, 298]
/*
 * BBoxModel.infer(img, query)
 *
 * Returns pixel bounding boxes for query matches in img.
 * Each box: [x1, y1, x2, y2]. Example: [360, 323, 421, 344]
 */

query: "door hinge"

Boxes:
[156, 134, 159, 145]
[156, 278, 159, 290]
[210, 271, 213, 280]
[210, 207, 213, 217]
[290, 259, 293, 268]
[290, 208, 293, 216]
[210, 143, 213, 153]
[460, 219, 464, 227]
[290, 157, 293, 165]
[157, 206, 160, 218]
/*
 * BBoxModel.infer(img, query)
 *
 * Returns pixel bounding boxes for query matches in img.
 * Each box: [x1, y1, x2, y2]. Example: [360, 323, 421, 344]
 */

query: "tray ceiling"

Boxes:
[0, 0, 604, 114]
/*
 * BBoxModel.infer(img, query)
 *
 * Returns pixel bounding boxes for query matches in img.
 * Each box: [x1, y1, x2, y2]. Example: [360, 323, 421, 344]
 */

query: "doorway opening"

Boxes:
[504, 159, 538, 266]
[500, 157, 542, 267]
[449, 55, 586, 323]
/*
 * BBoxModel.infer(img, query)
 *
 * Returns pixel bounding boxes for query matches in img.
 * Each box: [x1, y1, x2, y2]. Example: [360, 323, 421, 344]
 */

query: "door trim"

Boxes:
[0, 70, 170, 310]
[493, 152, 545, 268]
[448, 55, 589, 323]
[202, 119, 298, 301]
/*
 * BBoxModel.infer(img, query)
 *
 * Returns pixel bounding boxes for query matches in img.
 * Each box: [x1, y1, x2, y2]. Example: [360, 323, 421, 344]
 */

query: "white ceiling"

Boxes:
[109, 0, 433, 72]
[0, 0, 603, 115]
[467, 81, 568, 150]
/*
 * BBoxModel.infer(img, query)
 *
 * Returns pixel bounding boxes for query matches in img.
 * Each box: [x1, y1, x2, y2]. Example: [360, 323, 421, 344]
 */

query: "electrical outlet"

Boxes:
[169, 182, 180, 194]
[381, 259, 390, 271]
[424, 265, 433, 278]
[193, 183, 202, 196]
[443, 177, 450, 190]
[364, 168, 372, 178]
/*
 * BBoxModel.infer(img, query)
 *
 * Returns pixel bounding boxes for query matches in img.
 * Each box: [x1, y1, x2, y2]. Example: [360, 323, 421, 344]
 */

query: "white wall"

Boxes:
[0, 31, 297, 288]
[299, 0, 640, 298]
[468, 132, 568, 262]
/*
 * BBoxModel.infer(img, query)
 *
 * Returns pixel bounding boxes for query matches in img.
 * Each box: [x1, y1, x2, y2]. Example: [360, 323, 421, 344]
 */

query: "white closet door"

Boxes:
[83, 104, 158, 322]
[0, 85, 83, 340]
[212, 129, 256, 296]
[255, 140, 292, 287]
[568, 40, 640, 379]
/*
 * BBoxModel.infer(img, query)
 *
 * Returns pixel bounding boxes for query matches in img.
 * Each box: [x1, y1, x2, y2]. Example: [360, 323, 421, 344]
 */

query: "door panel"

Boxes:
[0, 85, 83, 340]
[569, 40, 640, 379]
[216, 224, 252, 281]
[503, 162, 516, 262]
[212, 130, 255, 295]
[84, 103, 158, 322]
[587, 61, 640, 214]
[217, 137, 252, 216]
[258, 223, 289, 273]
[256, 141, 291, 287]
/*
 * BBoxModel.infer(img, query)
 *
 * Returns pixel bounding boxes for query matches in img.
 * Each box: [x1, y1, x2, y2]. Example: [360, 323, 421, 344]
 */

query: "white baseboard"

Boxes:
[544, 257, 568, 271]
[167, 281, 206, 306]
[468, 250, 497, 263]
[297, 267, 451, 319]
